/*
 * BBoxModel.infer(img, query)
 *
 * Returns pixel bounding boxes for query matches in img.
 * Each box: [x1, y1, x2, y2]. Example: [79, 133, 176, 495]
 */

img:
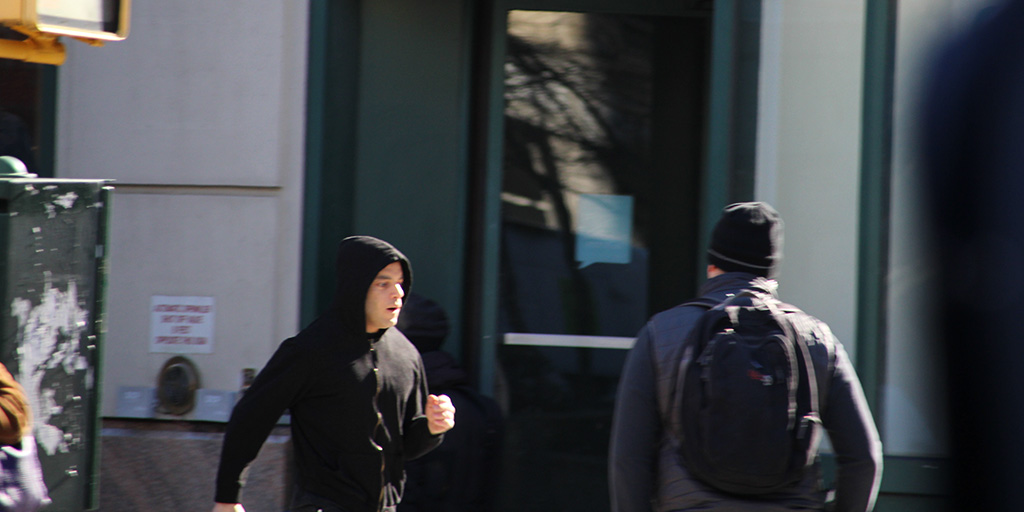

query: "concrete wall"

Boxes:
[56, 0, 309, 419]
[755, 0, 865, 356]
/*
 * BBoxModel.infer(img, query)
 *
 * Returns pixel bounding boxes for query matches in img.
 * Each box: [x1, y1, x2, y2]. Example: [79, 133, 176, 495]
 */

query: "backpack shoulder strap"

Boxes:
[765, 300, 822, 435]
[657, 295, 718, 439]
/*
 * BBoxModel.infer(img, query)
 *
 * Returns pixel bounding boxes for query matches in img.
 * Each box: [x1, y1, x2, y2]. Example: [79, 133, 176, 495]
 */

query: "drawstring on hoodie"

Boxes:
[369, 337, 386, 511]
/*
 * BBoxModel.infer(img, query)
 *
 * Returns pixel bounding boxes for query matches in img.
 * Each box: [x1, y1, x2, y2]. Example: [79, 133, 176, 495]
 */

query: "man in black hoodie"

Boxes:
[212, 236, 456, 512]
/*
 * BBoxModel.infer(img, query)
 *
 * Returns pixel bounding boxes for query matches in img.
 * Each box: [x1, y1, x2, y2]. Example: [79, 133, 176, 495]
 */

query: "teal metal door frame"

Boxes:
[301, 0, 474, 345]
[858, 0, 952, 509]
[466, 0, 757, 395]
[301, 0, 360, 327]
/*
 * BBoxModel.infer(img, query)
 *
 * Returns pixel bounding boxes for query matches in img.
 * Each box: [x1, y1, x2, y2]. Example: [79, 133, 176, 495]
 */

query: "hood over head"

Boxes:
[331, 236, 413, 336]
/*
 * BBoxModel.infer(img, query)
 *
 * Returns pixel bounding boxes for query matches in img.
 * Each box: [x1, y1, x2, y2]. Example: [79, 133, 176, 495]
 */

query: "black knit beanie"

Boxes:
[707, 202, 783, 278]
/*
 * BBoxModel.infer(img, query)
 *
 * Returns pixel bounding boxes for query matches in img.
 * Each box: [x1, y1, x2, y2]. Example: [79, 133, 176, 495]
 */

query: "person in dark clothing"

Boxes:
[0, 361, 49, 511]
[395, 293, 504, 512]
[212, 236, 456, 512]
[0, 112, 38, 175]
[0, 361, 30, 445]
[919, 1, 1024, 509]
[609, 202, 882, 511]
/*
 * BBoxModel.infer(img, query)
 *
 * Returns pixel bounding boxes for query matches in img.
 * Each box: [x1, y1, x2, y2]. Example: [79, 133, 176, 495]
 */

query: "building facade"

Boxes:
[1, 0, 1002, 510]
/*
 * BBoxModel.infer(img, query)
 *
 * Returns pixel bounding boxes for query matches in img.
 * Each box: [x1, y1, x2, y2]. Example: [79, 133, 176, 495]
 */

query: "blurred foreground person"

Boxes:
[0, 361, 50, 511]
[920, 0, 1024, 509]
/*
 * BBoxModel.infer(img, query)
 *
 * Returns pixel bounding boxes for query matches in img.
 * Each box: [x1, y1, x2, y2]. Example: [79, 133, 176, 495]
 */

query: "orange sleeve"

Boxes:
[0, 362, 30, 445]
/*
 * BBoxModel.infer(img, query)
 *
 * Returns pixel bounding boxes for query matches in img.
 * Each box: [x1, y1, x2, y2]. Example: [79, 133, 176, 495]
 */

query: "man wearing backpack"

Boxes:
[609, 202, 882, 511]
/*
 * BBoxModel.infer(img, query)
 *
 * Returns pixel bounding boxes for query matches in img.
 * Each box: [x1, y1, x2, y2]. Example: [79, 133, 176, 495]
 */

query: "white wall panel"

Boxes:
[755, 0, 865, 356]
[54, 0, 308, 418]
[56, 0, 306, 187]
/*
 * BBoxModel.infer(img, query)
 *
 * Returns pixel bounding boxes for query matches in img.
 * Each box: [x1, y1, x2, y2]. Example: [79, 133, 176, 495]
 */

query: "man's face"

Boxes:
[365, 261, 405, 333]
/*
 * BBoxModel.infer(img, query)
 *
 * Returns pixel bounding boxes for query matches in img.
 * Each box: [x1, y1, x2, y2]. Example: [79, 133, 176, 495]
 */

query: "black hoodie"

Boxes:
[215, 236, 442, 511]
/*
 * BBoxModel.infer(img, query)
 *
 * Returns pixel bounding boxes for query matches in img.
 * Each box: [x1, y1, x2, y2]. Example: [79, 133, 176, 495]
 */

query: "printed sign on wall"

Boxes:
[150, 296, 215, 354]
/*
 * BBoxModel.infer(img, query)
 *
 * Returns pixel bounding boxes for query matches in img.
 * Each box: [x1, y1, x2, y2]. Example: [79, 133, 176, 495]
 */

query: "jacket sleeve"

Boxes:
[822, 341, 883, 512]
[609, 323, 658, 512]
[402, 356, 443, 461]
[215, 339, 307, 503]
[0, 362, 29, 445]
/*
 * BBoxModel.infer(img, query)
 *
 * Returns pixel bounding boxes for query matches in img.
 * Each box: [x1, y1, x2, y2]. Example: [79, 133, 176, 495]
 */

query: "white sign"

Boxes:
[150, 296, 215, 354]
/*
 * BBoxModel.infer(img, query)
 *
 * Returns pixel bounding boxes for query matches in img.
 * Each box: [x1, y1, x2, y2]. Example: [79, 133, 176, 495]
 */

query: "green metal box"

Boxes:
[0, 157, 111, 511]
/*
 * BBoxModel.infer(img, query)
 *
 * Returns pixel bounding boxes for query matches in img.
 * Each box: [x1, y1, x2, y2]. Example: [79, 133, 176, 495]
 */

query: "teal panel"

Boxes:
[700, 0, 737, 277]
[301, 0, 360, 326]
[878, 457, 951, 499]
[352, 0, 472, 355]
[700, 0, 760, 278]
[821, 454, 951, 509]
[468, 3, 509, 394]
[875, 495, 951, 512]
[856, 0, 896, 414]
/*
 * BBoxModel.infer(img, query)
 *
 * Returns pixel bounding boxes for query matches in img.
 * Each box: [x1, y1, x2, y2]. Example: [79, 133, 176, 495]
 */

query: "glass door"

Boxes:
[491, 8, 711, 511]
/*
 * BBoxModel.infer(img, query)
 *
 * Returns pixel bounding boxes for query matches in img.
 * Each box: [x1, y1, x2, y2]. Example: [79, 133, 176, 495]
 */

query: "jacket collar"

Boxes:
[697, 272, 779, 304]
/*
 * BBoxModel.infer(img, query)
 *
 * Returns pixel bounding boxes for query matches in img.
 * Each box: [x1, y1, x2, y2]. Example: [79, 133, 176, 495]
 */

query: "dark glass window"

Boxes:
[495, 10, 710, 511]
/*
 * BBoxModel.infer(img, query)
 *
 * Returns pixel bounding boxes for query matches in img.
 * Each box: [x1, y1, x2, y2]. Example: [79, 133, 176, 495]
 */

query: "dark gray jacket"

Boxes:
[609, 273, 882, 511]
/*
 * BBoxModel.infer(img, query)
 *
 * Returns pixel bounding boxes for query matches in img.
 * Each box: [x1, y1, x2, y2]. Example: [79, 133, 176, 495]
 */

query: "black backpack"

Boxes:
[674, 290, 823, 495]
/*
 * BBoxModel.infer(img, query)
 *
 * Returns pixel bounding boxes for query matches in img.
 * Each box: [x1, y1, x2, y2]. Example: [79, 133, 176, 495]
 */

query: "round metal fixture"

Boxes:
[156, 356, 200, 415]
